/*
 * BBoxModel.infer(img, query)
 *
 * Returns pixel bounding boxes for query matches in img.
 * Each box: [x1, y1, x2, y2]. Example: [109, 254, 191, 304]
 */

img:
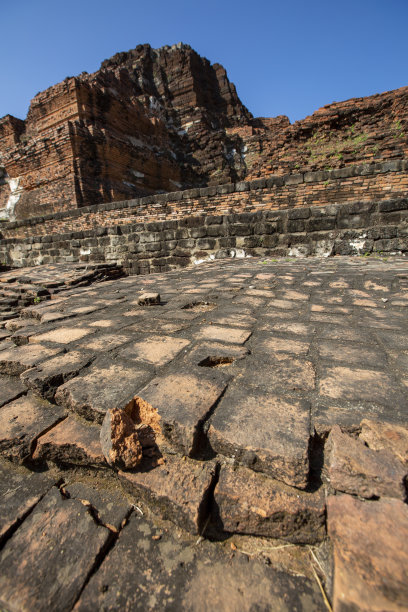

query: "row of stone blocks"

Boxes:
[1, 197, 407, 271]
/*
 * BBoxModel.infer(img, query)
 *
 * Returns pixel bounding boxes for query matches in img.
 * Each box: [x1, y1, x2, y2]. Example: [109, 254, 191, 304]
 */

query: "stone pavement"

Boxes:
[0, 255, 407, 611]
[0, 262, 125, 322]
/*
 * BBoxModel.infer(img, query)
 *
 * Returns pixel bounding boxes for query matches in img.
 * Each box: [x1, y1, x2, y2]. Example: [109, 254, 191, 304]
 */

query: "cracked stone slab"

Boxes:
[116, 335, 190, 366]
[119, 455, 217, 534]
[137, 368, 228, 455]
[208, 385, 311, 487]
[0, 487, 111, 612]
[0, 344, 63, 375]
[54, 357, 152, 424]
[33, 416, 106, 467]
[328, 495, 408, 611]
[62, 482, 132, 532]
[212, 464, 326, 544]
[324, 425, 407, 500]
[0, 374, 26, 407]
[75, 512, 326, 611]
[0, 460, 54, 545]
[20, 351, 94, 400]
[0, 393, 67, 463]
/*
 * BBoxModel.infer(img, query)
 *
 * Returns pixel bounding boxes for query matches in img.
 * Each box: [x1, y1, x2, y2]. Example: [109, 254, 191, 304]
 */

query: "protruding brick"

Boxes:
[119, 455, 217, 534]
[54, 357, 151, 424]
[137, 368, 228, 455]
[213, 465, 325, 543]
[324, 425, 406, 499]
[138, 292, 160, 305]
[0, 344, 63, 375]
[208, 385, 311, 487]
[0, 393, 66, 463]
[33, 416, 106, 467]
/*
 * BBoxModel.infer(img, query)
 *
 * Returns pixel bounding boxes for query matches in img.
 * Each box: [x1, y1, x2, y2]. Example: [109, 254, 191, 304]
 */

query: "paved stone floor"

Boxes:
[0, 255, 407, 611]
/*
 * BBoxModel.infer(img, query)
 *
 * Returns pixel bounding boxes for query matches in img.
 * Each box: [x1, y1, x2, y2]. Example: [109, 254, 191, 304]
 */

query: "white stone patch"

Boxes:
[149, 96, 163, 112]
[288, 245, 309, 257]
[0, 174, 24, 221]
[349, 233, 367, 254]
[315, 240, 334, 257]
[193, 254, 216, 265]
[130, 169, 144, 179]
[169, 180, 182, 189]
[80, 248, 91, 256]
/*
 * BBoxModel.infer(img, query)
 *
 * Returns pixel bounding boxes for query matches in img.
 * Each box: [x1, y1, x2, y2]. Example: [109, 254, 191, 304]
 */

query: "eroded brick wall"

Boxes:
[1, 161, 406, 240]
[0, 162, 406, 271]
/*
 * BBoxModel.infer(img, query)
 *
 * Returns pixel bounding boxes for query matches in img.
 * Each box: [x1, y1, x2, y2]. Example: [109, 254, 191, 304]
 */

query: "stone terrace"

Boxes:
[0, 256, 407, 610]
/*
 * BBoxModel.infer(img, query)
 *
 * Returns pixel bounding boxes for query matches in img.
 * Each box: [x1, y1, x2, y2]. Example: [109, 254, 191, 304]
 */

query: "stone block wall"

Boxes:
[0, 196, 406, 274]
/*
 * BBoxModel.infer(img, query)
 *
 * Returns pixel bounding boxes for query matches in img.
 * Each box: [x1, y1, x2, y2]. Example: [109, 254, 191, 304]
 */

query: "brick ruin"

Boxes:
[0, 44, 407, 611]
[0, 42, 407, 223]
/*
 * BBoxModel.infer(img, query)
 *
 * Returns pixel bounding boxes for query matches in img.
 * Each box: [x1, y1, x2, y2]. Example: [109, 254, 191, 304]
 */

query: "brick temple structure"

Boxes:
[1, 43, 407, 221]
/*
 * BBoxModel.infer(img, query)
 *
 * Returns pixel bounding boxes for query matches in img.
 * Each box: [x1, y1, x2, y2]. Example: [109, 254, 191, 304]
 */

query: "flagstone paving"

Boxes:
[0, 255, 407, 611]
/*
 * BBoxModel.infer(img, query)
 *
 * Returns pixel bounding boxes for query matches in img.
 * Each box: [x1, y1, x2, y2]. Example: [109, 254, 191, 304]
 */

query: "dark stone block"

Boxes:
[254, 222, 277, 235]
[378, 212, 404, 225]
[262, 234, 278, 248]
[229, 224, 253, 236]
[249, 178, 266, 190]
[333, 240, 354, 255]
[145, 222, 163, 232]
[197, 238, 216, 249]
[367, 226, 398, 240]
[381, 160, 403, 173]
[189, 227, 207, 239]
[206, 215, 223, 225]
[287, 220, 305, 233]
[199, 186, 217, 197]
[235, 181, 249, 192]
[288, 207, 310, 220]
[178, 216, 204, 228]
[310, 206, 336, 219]
[284, 173, 303, 186]
[207, 225, 226, 237]
[107, 226, 122, 235]
[346, 201, 376, 215]
[265, 175, 284, 188]
[153, 193, 168, 204]
[373, 238, 400, 252]
[176, 228, 189, 239]
[308, 217, 337, 232]
[379, 199, 408, 213]
[219, 237, 236, 247]
[217, 183, 235, 195]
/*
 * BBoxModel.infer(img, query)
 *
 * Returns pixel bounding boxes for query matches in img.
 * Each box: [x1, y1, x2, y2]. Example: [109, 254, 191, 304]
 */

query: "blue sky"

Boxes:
[1, 0, 407, 123]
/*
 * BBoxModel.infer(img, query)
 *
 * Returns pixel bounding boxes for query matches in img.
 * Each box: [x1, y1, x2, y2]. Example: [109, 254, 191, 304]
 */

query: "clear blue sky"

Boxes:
[1, 0, 407, 124]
